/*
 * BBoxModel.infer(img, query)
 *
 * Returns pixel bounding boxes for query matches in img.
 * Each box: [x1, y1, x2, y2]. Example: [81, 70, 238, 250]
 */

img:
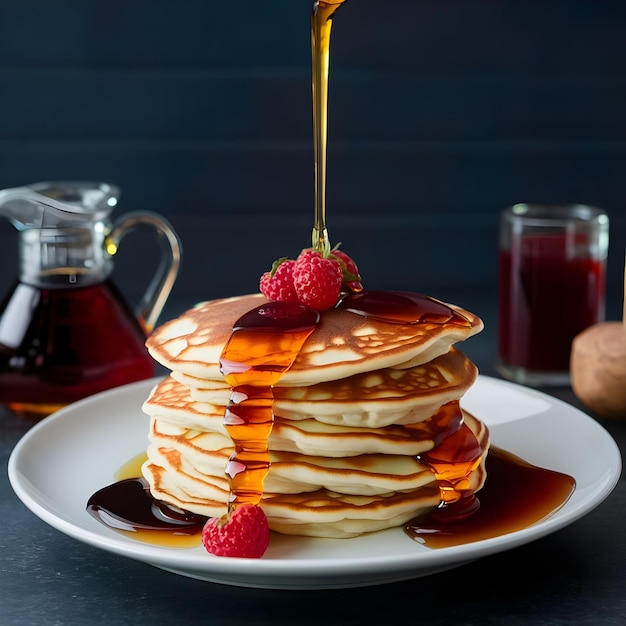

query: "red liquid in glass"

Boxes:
[0, 279, 155, 418]
[498, 234, 604, 373]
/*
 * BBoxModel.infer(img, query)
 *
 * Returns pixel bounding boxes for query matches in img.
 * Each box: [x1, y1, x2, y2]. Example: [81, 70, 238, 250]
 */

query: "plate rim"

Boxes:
[7, 375, 622, 588]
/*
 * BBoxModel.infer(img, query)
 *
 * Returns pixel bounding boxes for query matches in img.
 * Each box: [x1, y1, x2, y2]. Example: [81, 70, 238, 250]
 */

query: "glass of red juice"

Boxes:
[497, 204, 609, 387]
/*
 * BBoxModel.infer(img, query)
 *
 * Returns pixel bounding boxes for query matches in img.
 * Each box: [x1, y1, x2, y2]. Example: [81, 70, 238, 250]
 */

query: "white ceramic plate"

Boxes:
[8, 376, 621, 590]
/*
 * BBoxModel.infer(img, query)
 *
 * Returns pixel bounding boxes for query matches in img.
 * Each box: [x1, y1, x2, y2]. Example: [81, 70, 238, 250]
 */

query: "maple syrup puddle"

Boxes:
[87, 447, 575, 550]
[406, 447, 575, 548]
[87, 475, 205, 549]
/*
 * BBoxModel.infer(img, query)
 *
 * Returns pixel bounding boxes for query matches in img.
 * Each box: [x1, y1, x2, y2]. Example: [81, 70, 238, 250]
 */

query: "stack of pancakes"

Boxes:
[142, 293, 489, 538]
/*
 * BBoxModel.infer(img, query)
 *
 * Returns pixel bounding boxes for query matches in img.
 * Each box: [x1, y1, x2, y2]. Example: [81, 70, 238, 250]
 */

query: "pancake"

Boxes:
[164, 347, 477, 429]
[146, 293, 483, 386]
[143, 376, 440, 457]
[145, 418, 437, 497]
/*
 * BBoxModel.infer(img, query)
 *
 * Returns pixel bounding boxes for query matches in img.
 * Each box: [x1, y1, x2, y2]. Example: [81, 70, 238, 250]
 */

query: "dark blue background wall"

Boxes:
[1, 0, 625, 333]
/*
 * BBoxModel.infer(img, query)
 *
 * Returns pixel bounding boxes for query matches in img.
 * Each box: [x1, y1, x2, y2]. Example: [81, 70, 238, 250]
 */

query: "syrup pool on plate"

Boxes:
[406, 448, 575, 549]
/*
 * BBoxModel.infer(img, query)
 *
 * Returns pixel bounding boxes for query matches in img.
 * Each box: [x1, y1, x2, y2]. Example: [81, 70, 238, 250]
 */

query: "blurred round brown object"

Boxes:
[570, 322, 626, 420]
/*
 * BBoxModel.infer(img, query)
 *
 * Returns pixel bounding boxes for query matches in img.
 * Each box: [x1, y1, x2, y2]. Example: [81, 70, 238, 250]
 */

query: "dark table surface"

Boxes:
[1, 298, 625, 626]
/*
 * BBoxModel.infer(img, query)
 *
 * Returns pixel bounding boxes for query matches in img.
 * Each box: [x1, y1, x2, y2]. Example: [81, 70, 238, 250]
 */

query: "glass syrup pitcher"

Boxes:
[0, 181, 182, 419]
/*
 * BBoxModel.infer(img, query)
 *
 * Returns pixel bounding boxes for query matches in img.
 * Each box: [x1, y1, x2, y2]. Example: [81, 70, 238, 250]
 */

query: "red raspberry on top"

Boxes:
[259, 245, 362, 310]
[202, 504, 270, 558]
[259, 258, 299, 303]
[330, 248, 363, 292]
[292, 248, 343, 311]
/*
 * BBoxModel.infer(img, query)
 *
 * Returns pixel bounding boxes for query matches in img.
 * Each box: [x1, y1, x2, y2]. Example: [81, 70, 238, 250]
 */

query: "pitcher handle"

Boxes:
[106, 212, 182, 333]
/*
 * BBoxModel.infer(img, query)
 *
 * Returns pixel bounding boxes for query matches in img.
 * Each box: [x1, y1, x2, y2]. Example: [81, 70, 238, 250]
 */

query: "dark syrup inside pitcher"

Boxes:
[0, 181, 181, 419]
[0, 279, 155, 417]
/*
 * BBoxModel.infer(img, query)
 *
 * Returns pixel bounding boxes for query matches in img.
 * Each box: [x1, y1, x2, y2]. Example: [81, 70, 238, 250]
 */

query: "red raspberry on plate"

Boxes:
[202, 504, 270, 558]
[259, 258, 299, 303]
[330, 248, 363, 292]
[292, 249, 343, 311]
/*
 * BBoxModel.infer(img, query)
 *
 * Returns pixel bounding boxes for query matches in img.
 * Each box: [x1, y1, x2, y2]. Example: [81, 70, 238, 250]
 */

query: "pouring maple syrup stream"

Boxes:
[311, 0, 348, 255]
